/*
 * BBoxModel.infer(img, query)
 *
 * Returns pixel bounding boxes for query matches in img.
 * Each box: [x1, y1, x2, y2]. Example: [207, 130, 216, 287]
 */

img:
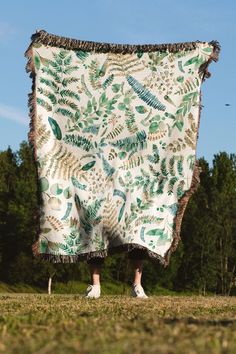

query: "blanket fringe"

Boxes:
[25, 29, 220, 55]
[198, 40, 221, 80]
[29, 243, 167, 266]
[25, 42, 43, 257]
[163, 82, 205, 267]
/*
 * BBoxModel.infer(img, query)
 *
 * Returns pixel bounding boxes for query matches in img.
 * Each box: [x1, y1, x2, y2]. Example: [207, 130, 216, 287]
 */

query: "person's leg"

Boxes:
[84, 257, 105, 298]
[87, 257, 104, 285]
[87, 263, 102, 285]
[128, 250, 148, 298]
[130, 258, 143, 286]
[127, 249, 146, 286]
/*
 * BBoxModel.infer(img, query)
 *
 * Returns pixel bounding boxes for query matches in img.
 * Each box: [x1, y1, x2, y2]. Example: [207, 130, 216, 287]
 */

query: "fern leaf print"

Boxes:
[127, 75, 166, 111]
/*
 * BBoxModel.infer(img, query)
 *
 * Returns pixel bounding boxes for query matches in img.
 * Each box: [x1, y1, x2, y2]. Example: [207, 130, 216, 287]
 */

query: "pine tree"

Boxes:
[178, 158, 218, 294]
[0, 146, 18, 281]
[210, 152, 236, 295]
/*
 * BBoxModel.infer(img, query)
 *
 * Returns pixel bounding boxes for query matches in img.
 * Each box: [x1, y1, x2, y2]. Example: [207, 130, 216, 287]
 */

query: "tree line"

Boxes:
[0, 141, 235, 295]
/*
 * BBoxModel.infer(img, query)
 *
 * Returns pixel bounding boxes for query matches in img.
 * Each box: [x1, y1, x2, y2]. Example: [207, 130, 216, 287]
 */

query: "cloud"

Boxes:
[0, 103, 28, 126]
[0, 23, 16, 41]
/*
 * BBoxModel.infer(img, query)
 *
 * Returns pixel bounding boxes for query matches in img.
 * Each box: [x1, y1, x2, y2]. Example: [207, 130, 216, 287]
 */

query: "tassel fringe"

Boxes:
[26, 29, 221, 55]
[31, 243, 168, 266]
[199, 40, 221, 80]
[25, 45, 44, 258]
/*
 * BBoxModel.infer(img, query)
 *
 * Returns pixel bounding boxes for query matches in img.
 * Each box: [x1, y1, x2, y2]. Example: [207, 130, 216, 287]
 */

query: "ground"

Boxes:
[0, 294, 236, 353]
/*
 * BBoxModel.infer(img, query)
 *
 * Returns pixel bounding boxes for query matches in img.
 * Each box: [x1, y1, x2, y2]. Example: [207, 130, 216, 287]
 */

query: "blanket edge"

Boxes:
[26, 29, 221, 56]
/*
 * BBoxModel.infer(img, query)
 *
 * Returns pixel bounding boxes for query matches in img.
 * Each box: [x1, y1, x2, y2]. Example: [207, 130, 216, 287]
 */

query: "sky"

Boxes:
[0, 0, 235, 165]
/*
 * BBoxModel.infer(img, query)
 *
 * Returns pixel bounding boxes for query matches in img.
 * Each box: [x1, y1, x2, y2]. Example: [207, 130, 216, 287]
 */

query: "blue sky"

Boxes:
[0, 0, 235, 165]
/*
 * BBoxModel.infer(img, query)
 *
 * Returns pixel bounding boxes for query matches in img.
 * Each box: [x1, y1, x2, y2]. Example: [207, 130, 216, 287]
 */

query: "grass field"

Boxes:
[0, 293, 236, 353]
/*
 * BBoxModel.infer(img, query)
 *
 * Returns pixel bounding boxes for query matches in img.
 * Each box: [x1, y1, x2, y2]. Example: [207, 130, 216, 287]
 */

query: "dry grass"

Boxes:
[0, 294, 236, 353]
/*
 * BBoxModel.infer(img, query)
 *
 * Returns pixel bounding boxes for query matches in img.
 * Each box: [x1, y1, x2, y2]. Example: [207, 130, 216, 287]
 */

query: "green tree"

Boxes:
[210, 152, 236, 295]
[178, 158, 218, 294]
[0, 146, 18, 281]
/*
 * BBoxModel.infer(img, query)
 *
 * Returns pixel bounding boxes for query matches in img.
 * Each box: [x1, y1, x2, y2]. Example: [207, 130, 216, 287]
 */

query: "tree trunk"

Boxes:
[116, 259, 122, 282]
[48, 271, 56, 295]
[227, 264, 236, 296]
[202, 282, 206, 296]
[220, 237, 224, 295]
[224, 255, 228, 295]
[48, 276, 52, 295]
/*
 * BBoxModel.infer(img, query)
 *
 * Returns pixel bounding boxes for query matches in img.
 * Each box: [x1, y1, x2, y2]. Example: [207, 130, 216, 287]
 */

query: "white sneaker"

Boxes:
[131, 284, 149, 298]
[84, 284, 101, 298]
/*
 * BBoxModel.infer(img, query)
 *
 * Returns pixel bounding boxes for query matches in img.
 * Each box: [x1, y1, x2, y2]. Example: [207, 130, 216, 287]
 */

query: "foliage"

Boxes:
[0, 143, 236, 296]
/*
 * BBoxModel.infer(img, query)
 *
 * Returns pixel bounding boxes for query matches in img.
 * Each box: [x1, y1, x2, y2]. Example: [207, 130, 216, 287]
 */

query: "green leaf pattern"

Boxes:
[32, 41, 214, 259]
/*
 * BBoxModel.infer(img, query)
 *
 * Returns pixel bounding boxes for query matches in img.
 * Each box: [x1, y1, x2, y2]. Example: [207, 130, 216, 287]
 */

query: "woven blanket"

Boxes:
[25, 30, 220, 267]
